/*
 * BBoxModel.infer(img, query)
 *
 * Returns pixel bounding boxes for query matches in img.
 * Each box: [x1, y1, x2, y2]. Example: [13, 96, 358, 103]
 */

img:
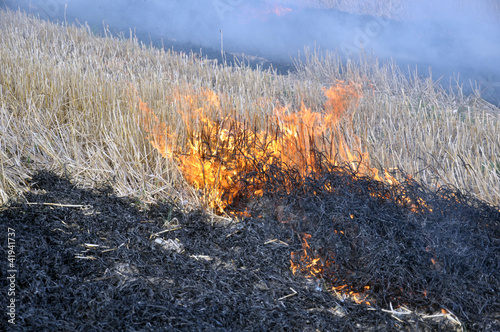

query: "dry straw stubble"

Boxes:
[0, 8, 499, 208]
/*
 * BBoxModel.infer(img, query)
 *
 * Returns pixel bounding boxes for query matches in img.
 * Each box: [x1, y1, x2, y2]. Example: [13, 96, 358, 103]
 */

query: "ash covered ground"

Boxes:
[1, 169, 499, 331]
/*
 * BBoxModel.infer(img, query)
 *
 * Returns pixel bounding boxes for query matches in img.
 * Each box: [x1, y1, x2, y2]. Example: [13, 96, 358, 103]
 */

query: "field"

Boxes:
[1, 6, 500, 331]
[0, 8, 498, 208]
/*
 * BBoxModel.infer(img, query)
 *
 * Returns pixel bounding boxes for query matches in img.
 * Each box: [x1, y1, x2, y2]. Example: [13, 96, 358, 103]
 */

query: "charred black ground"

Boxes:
[1, 168, 499, 331]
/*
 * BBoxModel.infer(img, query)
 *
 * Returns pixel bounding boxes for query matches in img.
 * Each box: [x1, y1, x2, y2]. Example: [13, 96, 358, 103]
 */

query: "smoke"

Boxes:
[3, 0, 500, 104]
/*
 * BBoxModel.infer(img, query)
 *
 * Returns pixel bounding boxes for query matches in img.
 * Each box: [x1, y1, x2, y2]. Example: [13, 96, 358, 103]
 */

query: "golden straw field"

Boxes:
[0, 9, 499, 209]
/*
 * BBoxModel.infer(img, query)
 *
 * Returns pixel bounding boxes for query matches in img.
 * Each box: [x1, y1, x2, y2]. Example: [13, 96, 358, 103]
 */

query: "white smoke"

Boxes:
[3, 0, 499, 104]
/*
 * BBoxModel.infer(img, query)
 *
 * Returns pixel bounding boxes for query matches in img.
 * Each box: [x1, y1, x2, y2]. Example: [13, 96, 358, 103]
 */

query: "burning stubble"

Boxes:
[129, 81, 382, 212]
[128, 81, 433, 305]
[1, 9, 498, 327]
[129, 81, 428, 214]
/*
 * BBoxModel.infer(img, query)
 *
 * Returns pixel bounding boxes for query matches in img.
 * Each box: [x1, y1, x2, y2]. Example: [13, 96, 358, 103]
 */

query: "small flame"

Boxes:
[128, 85, 169, 159]
[238, 2, 293, 23]
[290, 233, 323, 276]
[269, 5, 292, 16]
[290, 233, 372, 305]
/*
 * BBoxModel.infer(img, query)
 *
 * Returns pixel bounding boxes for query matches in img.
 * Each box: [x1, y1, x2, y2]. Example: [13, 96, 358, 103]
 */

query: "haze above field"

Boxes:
[3, 0, 500, 103]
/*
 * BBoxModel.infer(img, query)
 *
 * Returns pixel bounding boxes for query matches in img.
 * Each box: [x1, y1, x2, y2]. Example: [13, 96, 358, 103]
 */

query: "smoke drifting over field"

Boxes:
[3, 0, 500, 103]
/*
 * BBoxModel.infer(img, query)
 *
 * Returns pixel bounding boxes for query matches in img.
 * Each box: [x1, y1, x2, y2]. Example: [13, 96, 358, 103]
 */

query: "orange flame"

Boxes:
[129, 87, 169, 159]
[269, 5, 292, 16]
[129, 80, 380, 212]
[128, 81, 427, 213]
[128, 80, 426, 306]
[290, 233, 324, 276]
[290, 233, 372, 305]
[239, 2, 293, 23]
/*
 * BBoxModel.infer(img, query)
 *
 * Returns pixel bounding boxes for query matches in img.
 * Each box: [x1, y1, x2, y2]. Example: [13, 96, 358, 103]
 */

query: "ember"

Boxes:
[290, 232, 373, 306]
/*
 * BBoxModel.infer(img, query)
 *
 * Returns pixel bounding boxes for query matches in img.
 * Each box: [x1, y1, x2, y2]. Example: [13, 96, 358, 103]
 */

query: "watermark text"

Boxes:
[6, 227, 17, 325]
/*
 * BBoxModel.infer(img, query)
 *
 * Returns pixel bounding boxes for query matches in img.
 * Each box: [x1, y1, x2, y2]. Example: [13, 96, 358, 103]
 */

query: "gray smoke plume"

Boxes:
[3, 0, 499, 104]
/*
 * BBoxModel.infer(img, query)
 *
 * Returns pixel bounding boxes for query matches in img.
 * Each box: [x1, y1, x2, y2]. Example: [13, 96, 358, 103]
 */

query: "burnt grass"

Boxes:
[1, 169, 499, 331]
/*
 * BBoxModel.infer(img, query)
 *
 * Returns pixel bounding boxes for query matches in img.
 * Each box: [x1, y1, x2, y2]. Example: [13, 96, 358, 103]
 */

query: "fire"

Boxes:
[290, 233, 372, 305]
[129, 80, 377, 212]
[128, 81, 427, 213]
[132, 89, 169, 159]
[238, 2, 293, 22]
[290, 233, 325, 277]
[128, 80, 426, 306]
[268, 4, 292, 17]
